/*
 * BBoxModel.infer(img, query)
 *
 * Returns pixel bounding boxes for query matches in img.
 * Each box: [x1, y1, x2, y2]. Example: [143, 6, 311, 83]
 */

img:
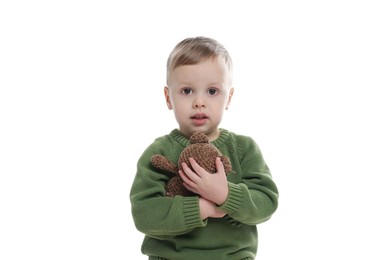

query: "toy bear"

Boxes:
[151, 132, 232, 197]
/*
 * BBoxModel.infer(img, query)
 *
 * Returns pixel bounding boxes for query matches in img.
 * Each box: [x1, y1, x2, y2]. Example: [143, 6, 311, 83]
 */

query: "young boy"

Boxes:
[130, 36, 278, 260]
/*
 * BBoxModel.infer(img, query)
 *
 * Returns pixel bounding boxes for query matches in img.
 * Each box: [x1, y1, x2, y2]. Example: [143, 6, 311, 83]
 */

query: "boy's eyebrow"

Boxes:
[175, 81, 192, 86]
[209, 82, 224, 86]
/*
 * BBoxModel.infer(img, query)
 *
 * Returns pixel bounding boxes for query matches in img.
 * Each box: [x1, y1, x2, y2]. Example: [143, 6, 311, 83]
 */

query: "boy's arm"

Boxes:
[130, 148, 206, 239]
[178, 136, 278, 225]
[130, 165, 205, 238]
[199, 197, 226, 219]
[218, 137, 279, 225]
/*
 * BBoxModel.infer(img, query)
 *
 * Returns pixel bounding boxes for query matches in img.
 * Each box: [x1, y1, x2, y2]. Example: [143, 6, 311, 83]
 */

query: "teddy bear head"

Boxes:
[177, 132, 232, 174]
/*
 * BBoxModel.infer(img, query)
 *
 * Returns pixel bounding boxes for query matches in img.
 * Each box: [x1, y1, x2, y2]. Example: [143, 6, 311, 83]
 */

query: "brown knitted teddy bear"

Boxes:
[151, 132, 232, 197]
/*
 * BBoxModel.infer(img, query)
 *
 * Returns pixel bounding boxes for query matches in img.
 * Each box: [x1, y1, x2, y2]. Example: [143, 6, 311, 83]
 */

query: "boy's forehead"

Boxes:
[168, 57, 231, 83]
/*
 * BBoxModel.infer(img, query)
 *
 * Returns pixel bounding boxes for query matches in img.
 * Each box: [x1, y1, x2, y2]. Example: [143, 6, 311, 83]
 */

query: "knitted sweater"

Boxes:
[130, 129, 279, 260]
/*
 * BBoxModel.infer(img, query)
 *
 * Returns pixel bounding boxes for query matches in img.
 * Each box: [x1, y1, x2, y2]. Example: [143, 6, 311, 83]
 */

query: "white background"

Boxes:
[1, 0, 389, 259]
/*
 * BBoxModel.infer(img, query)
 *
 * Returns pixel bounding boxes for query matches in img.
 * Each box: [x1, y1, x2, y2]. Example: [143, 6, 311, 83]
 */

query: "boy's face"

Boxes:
[164, 57, 234, 141]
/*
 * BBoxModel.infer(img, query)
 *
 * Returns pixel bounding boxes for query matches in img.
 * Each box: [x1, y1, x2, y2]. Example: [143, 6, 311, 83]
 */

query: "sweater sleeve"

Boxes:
[218, 136, 279, 225]
[130, 140, 206, 239]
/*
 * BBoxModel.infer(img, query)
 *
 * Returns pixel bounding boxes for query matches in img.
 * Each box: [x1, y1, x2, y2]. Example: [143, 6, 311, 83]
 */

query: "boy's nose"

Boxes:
[193, 95, 206, 108]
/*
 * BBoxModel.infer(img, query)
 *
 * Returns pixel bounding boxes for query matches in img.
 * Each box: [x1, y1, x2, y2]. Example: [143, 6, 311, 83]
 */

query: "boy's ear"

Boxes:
[225, 87, 234, 110]
[164, 86, 173, 110]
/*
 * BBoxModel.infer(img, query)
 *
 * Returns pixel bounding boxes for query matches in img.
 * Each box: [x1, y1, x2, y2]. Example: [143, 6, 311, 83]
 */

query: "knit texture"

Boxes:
[151, 132, 232, 197]
[130, 129, 279, 260]
[178, 132, 231, 174]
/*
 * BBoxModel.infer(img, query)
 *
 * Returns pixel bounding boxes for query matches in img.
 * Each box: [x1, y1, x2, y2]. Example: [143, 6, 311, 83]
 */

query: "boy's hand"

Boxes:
[199, 197, 226, 220]
[179, 157, 228, 205]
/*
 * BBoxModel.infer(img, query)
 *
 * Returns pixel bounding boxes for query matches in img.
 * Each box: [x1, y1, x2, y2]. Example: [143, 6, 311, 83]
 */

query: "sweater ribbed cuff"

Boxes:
[219, 182, 243, 214]
[182, 196, 204, 229]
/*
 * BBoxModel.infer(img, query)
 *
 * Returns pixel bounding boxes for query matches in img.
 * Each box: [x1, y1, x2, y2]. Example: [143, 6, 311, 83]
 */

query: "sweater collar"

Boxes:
[170, 129, 229, 148]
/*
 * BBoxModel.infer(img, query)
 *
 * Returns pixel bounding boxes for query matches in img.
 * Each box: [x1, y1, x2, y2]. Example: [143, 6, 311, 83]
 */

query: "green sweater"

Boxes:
[130, 129, 278, 260]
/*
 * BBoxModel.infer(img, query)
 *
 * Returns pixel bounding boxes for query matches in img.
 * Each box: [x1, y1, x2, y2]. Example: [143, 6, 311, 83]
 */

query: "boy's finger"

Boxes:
[179, 170, 196, 186]
[189, 158, 205, 177]
[215, 157, 224, 174]
[182, 162, 201, 181]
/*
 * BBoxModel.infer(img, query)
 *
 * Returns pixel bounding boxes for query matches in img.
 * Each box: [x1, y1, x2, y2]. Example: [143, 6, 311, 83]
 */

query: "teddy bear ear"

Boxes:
[190, 132, 209, 144]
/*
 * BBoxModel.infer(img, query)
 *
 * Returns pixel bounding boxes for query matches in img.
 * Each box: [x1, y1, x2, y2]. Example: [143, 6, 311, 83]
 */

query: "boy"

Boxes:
[130, 36, 278, 260]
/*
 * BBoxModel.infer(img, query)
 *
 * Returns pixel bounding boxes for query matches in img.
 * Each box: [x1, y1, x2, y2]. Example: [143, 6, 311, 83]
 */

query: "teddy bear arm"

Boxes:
[151, 154, 179, 174]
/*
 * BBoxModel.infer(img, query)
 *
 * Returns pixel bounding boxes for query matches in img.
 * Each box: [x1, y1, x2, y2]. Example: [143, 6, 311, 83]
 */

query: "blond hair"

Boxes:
[166, 36, 233, 85]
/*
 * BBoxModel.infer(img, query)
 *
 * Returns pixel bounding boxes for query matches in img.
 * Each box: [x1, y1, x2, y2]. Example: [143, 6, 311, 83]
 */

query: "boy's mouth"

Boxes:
[191, 113, 208, 119]
[191, 113, 209, 125]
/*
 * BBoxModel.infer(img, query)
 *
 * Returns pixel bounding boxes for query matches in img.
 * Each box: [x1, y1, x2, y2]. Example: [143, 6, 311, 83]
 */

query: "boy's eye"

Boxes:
[181, 88, 193, 95]
[207, 88, 219, 96]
